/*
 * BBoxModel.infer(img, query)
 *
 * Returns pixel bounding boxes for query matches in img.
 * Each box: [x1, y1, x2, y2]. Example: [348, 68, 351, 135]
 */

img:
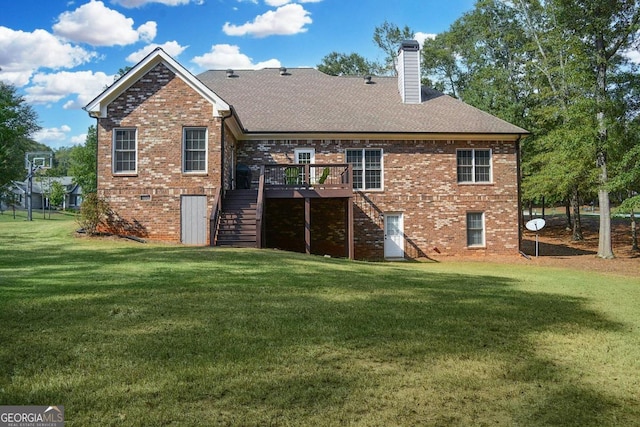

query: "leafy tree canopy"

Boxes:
[69, 125, 97, 194]
[0, 82, 41, 187]
[317, 52, 381, 76]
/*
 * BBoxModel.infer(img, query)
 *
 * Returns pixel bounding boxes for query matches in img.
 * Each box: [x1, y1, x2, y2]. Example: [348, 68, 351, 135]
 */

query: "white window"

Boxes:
[294, 148, 315, 165]
[457, 149, 491, 183]
[183, 128, 207, 173]
[466, 212, 485, 247]
[113, 128, 137, 173]
[346, 148, 383, 190]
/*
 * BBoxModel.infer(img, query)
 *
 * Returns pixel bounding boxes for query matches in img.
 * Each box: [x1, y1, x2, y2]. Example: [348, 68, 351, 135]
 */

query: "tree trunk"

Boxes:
[571, 188, 583, 241]
[632, 208, 638, 252]
[541, 196, 546, 219]
[565, 200, 571, 230]
[597, 171, 614, 258]
[595, 34, 614, 259]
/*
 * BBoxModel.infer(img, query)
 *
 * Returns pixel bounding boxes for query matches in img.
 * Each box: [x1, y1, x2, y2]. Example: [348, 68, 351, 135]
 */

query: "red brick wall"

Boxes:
[96, 63, 223, 243]
[237, 138, 519, 259]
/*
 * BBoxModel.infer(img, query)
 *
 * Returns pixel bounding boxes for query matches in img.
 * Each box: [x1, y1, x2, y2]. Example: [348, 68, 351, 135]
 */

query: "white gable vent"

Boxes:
[397, 40, 421, 104]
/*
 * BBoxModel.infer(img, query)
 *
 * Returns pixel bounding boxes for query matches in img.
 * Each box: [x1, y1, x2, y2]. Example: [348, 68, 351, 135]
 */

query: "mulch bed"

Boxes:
[518, 215, 638, 276]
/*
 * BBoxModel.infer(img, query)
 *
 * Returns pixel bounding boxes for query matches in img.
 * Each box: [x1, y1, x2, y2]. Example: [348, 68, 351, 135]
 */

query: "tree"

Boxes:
[69, 125, 97, 194]
[514, 0, 601, 239]
[115, 66, 132, 81]
[50, 146, 72, 176]
[0, 82, 40, 188]
[420, 32, 466, 97]
[373, 21, 414, 75]
[555, 0, 640, 258]
[316, 21, 414, 77]
[49, 181, 66, 209]
[317, 52, 381, 76]
[610, 118, 640, 251]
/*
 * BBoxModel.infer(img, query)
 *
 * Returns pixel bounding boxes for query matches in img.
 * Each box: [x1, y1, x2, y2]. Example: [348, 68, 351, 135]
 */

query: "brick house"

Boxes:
[84, 41, 527, 260]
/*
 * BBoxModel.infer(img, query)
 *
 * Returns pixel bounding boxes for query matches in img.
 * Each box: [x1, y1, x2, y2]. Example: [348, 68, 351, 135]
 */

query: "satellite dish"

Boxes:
[525, 218, 546, 231]
[525, 218, 546, 257]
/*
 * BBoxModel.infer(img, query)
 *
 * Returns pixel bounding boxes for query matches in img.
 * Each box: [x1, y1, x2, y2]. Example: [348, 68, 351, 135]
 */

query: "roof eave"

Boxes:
[234, 130, 529, 142]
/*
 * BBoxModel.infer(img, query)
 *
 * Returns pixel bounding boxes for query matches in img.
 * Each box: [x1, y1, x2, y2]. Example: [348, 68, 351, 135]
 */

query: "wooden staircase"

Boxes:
[215, 189, 258, 248]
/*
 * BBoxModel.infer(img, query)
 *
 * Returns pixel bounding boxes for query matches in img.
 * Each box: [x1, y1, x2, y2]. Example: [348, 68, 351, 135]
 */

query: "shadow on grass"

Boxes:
[0, 240, 632, 425]
[521, 238, 597, 257]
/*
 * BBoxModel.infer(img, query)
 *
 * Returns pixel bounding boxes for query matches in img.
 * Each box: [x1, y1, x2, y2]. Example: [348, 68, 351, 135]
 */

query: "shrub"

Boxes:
[77, 193, 109, 234]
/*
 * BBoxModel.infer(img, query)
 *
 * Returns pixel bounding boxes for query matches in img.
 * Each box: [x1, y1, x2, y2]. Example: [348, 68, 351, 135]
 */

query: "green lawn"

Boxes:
[1, 212, 639, 426]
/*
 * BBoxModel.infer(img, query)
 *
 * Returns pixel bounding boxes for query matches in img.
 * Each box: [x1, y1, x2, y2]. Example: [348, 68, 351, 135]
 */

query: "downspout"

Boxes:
[220, 109, 233, 192]
[211, 109, 234, 247]
[516, 134, 523, 254]
[87, 111, 99, 196]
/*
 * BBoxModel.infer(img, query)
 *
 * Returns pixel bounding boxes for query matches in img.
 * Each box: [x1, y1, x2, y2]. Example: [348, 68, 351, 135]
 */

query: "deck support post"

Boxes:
[305, 197, 311, 254]
[346, 198, 354, 260]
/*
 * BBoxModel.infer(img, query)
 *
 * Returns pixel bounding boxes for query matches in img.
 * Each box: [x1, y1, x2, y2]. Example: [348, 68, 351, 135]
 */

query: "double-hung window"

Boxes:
[346, 148, 382, 190]
[183, 127, 207, 173]
[457, 149, 491, 183]
[113, 128, 137, 173]
[466, 212, 485, 247]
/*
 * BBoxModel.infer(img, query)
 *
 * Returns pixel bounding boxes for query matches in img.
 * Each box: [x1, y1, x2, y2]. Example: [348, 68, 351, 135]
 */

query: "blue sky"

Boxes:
[0, 0, 475, 149]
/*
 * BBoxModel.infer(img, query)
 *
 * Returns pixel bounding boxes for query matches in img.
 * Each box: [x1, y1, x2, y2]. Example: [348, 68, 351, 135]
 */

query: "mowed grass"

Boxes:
[1, 212, 639, 426]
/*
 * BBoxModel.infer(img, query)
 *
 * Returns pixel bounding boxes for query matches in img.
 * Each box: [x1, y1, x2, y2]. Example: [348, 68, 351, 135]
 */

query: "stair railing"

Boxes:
[256, 165, 265, 248]
[210, 186, 222, 246]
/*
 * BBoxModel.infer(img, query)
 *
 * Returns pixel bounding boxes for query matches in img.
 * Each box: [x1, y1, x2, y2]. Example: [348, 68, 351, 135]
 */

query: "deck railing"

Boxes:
[262, 164, 352, 190]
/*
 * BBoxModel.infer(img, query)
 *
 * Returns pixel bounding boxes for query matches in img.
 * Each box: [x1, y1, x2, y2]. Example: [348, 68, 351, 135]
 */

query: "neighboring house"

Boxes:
[10, 177, 82, 210]
[84, 41, 527, 260]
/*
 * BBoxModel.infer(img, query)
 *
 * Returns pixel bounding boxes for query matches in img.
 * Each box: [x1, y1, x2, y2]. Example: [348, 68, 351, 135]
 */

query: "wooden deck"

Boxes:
[213, 164, 354, 258]
[261, 164, 353, 198]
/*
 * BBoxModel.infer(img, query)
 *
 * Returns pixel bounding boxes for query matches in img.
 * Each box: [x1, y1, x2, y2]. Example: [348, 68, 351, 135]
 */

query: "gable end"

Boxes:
[84, 48, 229, 119]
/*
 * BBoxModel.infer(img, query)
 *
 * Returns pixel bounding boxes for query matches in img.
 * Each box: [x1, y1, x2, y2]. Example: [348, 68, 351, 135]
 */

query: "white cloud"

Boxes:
[0, 26, 95, 86]
[414, 32, 436, 48]
[126, 41, 189, 63]
[265, 0, 322, 4]
[112, 0, 199, 7]
[223, 3, 312, 38]
[70, 133, 88, 145]
[52, 0, 157, 46]
[24, 70, 115, 109]
[137, 22, 158, 43]
[33, 125, 72, 145]
[265, 0, 291, 5]
[624, 48, 640, 64]
[192, 44, 281, 70]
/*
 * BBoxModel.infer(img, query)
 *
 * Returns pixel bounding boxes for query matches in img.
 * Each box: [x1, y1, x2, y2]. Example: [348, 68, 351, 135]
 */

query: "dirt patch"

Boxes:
[499, 215, 638, 276]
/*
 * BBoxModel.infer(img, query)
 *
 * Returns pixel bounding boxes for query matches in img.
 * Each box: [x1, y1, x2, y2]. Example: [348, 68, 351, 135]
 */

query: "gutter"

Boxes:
[516, 134, 524, 254]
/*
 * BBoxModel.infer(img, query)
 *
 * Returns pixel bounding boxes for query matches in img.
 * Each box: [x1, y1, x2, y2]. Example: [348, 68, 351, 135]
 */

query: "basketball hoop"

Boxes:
[25, 151, 54, 221]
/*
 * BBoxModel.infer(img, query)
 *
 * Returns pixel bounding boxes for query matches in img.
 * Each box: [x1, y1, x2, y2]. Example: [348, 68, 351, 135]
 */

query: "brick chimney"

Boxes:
[397, 40, 422, 104]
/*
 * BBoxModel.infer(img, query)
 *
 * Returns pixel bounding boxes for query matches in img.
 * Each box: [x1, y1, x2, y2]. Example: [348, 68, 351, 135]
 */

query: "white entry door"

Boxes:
[384, 213, 404, 259]
[181, 195, 207, 245]
[295, 148, 315, 183]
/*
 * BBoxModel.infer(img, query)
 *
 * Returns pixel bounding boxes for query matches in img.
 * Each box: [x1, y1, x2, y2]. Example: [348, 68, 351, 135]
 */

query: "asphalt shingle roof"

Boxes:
[197, 68, 528, 135]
